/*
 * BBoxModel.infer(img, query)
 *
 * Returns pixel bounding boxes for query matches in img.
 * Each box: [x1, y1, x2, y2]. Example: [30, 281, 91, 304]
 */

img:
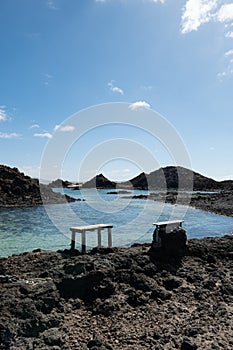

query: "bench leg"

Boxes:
[108, 227, 112, 248]
[71, 231, 76, 250]
[97, 228, 101, 248]
[81, 230, 86, 254]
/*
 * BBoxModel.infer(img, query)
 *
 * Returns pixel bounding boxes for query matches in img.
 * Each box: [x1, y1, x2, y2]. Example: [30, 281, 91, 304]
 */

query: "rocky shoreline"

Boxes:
[0, 235, 232, 349]
[0, 165, 76, 207]
[126, 190, 233, 217]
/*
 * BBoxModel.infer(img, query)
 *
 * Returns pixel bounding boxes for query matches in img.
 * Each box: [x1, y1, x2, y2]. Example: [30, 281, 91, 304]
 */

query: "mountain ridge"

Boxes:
[82, 166, 233, 191]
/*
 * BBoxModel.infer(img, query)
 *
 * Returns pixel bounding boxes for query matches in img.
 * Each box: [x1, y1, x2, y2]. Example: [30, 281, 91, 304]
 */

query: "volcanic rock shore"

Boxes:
[0, 165, 76, 207]
[0, 236, 232, 349]
[128, 191, 233, 217]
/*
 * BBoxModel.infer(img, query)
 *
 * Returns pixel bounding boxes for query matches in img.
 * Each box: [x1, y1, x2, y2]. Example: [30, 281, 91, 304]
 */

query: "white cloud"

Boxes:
[181, 0, 218, 34]
[225, 49, 233, 56]
[111, 86, 124, 95]
[217, 68, 233, 79]
[30, 124, 40, 129]
[0, 106, 8, 122]
[217, 71, 227, 79]
[34, 132, 53, 139]
[108, 81, 124, 95]
[129, 101, 151, 110]
[54, 125, 75, 132]
[217, 3, 233, 22]
[0, 132, 20, 139]
[181, 1, 233, 34]
[226, 31, 233, 38]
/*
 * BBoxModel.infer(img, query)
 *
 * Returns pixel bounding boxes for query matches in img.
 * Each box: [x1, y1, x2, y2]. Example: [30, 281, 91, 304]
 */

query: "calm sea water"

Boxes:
[0, 188, 232, 257]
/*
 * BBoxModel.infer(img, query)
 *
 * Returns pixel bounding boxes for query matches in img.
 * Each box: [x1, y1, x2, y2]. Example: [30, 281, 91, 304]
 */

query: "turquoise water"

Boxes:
[0, 188, 232, 257]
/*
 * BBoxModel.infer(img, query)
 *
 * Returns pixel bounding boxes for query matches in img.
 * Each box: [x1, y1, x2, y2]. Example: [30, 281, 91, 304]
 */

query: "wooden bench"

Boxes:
[153, 220, 184, 245]
[70, 224, 113, 253]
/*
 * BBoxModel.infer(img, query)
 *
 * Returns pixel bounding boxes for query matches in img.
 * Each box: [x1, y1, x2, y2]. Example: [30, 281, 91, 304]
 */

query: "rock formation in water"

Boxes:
[48, 179, 80, 189]
[82, 173, 116, 189]
[0, 165, 76, 207]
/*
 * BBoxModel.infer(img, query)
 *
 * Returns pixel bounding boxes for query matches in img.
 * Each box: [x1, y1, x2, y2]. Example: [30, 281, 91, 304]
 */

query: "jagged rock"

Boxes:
[82, 174, 116, 189]
[121, 166, 230, 191]
[0, 164, 76, 207]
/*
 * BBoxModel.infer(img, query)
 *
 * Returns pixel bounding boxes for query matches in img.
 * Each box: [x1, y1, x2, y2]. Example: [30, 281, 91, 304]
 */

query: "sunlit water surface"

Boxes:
[0, 188, 232, 257]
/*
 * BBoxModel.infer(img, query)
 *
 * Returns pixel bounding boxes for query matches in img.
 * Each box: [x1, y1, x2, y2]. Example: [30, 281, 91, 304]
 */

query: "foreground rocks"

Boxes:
[0, 165, 76, 207]
[0, 236, 232, 349]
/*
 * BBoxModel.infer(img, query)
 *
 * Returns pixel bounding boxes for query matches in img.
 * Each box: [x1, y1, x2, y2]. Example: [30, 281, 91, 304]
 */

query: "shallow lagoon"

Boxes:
[0, 188, 232, 257]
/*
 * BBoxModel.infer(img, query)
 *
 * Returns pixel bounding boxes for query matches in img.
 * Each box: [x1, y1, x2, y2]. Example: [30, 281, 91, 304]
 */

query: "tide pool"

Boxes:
[0, 188, 232, 257]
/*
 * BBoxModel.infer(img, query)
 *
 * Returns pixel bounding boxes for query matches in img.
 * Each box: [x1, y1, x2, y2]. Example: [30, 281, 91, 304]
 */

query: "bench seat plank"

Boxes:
[153, 220, 183, 227]
[70, 224, 113, 253]
[70, 224, 113, 232]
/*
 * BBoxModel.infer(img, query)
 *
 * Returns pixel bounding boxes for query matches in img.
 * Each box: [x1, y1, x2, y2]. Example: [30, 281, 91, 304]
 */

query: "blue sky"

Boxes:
[0, 0, 233, 182]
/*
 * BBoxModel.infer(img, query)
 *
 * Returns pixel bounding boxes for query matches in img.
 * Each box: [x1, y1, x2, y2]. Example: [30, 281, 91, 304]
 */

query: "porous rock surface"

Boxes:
[0, 236, 232, 349]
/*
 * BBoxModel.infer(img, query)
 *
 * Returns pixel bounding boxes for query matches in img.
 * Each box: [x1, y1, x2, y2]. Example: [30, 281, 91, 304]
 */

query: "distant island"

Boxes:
[1, 164, 233, 216]
[79, 167, 233, 217]
[78, 166, 233, 191]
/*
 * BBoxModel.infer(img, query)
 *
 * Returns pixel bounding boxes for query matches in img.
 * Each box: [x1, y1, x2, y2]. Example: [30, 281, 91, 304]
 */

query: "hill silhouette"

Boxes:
[82, 166, 233, 191]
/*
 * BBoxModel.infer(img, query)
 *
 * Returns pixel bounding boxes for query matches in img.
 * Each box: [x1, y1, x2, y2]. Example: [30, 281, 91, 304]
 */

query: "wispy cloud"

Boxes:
[141, 85, 153, 91]
[217, 67, 233, 80]
[54, 125, 75, 132]
[34, 132, 53, 139]
[225, 31, 233, 38]
[44, 73, 53, 86]
[0, 132, 20, 139]
[0, 106, 8, 122]
[218, 43, 233, 79]
[46, 0, 58, 10]
[108, 80, 124, 95]
[225, 49, 233, 57]
[129, 101, 151, 111]
[30, 124, 40, 129]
